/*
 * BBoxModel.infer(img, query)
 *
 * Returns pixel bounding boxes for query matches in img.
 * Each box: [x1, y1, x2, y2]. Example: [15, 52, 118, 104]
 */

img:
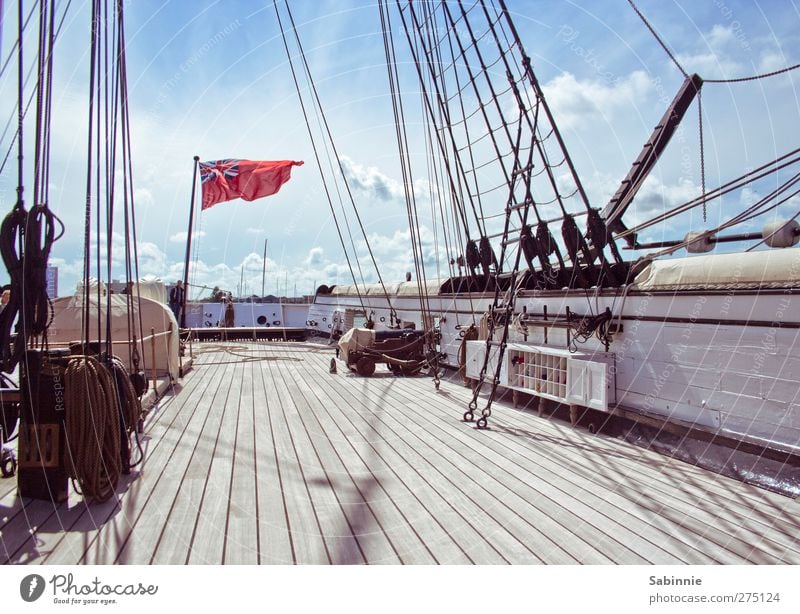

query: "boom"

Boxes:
[603, 73, 703, 247]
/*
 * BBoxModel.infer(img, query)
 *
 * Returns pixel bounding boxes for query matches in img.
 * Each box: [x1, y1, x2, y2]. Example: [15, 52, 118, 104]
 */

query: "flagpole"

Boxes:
[181, 155, 200, 328]
[261, 238, 268, 297]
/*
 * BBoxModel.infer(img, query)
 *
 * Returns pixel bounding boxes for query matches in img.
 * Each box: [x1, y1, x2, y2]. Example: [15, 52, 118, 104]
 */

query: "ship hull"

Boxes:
[309, 279, 800, 457]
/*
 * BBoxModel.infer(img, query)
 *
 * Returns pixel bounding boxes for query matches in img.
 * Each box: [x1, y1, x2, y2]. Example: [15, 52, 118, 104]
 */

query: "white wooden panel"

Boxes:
[465, 341, 503, 381]
[587, 361, 608, 410]
[567, 361, 587, 405]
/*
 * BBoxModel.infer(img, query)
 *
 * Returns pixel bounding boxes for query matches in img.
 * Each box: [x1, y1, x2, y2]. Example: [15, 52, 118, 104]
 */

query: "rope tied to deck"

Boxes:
[63, 355, 121, 503]
[191, 344, 304, 364]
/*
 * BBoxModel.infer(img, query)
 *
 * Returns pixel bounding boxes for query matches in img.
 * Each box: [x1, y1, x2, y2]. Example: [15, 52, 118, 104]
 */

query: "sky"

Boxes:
[0, 0, 799, 299]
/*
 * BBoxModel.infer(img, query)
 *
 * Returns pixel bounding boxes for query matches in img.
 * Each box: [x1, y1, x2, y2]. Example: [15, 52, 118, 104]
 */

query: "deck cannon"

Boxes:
[337, 327, 435, 376]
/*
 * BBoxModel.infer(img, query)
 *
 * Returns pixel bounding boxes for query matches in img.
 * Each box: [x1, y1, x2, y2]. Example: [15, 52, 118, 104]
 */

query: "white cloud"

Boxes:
[339, 155, 430, 204]
[758, 51, 788, 73]
[675, 51, 742, 79]
[541, 70, 653, 129]
[134, 187, 155, 208]
[169, 230, 207, 243]
[306, 247, 324, 266]
[674, 24, 762, 80]
[339, 155, 405, 202]
[632, 176, 701, 221]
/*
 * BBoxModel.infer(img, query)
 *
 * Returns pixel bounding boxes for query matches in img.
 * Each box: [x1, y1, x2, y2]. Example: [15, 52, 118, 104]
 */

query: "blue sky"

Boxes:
[0, 0, 798, 298]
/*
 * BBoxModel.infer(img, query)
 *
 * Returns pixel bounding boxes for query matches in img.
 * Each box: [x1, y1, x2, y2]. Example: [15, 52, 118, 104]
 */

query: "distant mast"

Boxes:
[181, 155, 201, 328]
[262, 238, 268, 297]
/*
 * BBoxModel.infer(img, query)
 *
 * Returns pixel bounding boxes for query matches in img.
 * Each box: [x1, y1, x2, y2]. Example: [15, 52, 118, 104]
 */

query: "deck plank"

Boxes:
[2, 340, 798, 565]
[147, 361, 236, 564]
[186, 360, 245, 564]
[428, 379, 800, 561]
[284, 348, 503, 564]
[277, 355, 421, 564]
[250, 355, 295, 564]
[0, 497, 62, 563]
[83, 359, 229, 564]
[292, 368, 524, 563]
[444, 372, 796, 516]
[37, 370, 213, 565]
[266, 353, 370, 564]
[490, 412, 800, 563]
[257, 354, 333, 564]
[281, 351, 439, 564]
[408, 372, 800, 562]
[223, 359, 259, 564]
[385, 371, 788, 563]
[301, 354, 574, 563]
[317, 360, 640, 563]
[296, 345, 799, 564]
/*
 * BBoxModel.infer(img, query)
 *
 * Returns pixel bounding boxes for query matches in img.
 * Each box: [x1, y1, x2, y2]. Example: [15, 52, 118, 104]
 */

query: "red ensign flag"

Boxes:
[199, 159, 304, 210]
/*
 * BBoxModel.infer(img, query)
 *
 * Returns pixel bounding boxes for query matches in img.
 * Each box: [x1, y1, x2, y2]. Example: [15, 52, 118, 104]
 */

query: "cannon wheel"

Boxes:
[1, 450, 16, 478]
[356, 356, 376, 377]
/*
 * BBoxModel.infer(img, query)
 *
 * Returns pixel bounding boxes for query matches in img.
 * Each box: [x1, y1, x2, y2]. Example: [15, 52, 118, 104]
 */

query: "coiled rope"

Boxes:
[63, 355, 121, 503]
[108, 355, 143, 431]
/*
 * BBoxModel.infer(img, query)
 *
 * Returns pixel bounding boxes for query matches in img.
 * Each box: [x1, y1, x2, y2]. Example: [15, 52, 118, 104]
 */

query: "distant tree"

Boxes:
[204, 286, 225, 302]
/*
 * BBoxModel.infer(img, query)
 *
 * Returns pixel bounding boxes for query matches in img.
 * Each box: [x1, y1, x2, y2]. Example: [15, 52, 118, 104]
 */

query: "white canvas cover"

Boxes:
[633, 249, 800, 290]
[133, 279, 168, 304]
[337, 327, 376, 364]
[48, 293, 180, 379]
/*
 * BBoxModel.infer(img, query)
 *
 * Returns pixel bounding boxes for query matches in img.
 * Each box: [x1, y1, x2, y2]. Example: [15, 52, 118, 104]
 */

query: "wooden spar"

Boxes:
[181, 156, 200, 328]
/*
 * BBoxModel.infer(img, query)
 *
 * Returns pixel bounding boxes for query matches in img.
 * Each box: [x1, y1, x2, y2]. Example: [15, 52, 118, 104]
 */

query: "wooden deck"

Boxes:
[1, 340, 799, 564]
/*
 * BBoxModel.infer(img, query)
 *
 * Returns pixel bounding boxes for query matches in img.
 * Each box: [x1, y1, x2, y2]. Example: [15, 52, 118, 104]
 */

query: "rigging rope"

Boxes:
[621, 147, 800, 240]
[380, 0, 439, 384]
[280, 0, 398, 324]
[705, 62, 800, 84]
[273, 0, 371, 320]
[0, 0, 65, 372]
[626, 0, 688, 78]
[698, 91, 706, 223]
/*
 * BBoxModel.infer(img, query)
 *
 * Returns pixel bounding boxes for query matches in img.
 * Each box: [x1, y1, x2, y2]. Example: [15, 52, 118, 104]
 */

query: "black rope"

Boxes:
[435, 2, 487, 231]
[622, 147, 800, 239]
[626, 0, 688, 78]
[0, 0, 64, 371]
[0, 1, 37, 82]
[705, 62, 800, 84]
[395, 1, 483, 237]
[273, 1, 369, 316]
[283, 1, 399, 321]
[380, 0, 436, 353]
[82, 0, 100, 341]
[698, 91, 706, 223]
[0, 0, 74, 178]
[118, 0, 148, 378]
